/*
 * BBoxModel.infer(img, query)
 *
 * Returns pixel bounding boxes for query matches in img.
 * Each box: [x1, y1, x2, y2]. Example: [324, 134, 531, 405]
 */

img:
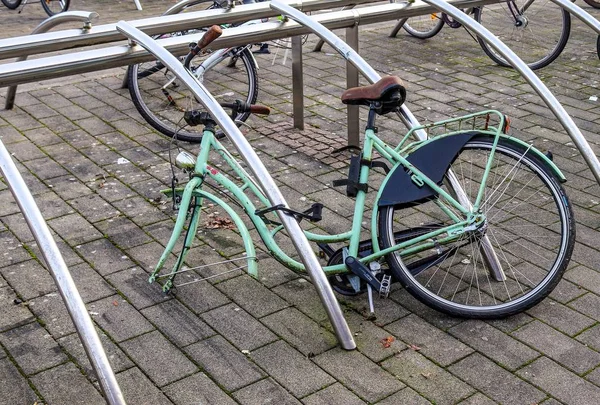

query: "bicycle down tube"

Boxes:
[115, 21, 356, 351]
[270, 0, 507, 282]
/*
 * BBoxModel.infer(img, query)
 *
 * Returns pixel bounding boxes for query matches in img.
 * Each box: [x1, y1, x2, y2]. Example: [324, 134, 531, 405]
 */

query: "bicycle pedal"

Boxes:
[379, 274, 392, 299]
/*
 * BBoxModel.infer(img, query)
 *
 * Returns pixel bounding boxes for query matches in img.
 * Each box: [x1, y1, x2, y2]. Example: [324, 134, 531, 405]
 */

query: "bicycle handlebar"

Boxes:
[186, 25, 223, 64]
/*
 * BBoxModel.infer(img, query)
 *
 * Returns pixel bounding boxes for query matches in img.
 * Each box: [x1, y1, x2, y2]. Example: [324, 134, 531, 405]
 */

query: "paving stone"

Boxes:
[448, 320, 539, 371]
[456, 392, 497, 405]
[576, 324, 600, 352]
[171, 279, 231, 314]
[48, 213, 103, 246]
[313, 348, 403, 403]
[0, 356, 40, 405]
[525, 299, 595, 336]
[0, 322, 67, 375]
[140, 299, 214, 347]
[201, 303, 278, 351]
[58, 330, 133, 380]
[343, 310, 406, 363]
[251, 340, 334, 397]
[0, 286, 35, 333]
[95, 216, 152, 249]
[569, 292, 600, 321]
[29, 292, 77, 338]
[449, 353, 546, 405]
[32, 362, 105, 404]
[512, 320, 600, 375]
[272, 279, 330, 324]
[116, 367, 174, 405]
[0, 260, 56, 301]
[233, 377, 302, 405]
[377, 387, 433, 405]
[76, 238, 136, 276]
[185, 335, 265, 392]
[389, 289, 463, 330]
[120, 330, 197, 387]
[385, 314, 473, 367]
[0, 232, 32, 268]
[106, 267, 169, 309]
[382, 349, 474, 405]
[88, 295, 155, 342]
[163, 372, 237, 405]
[301, 382, 366, 405]
[261, 307, 337, 357]
[216, 274, 289, 318]
[518, 357, 600, 404]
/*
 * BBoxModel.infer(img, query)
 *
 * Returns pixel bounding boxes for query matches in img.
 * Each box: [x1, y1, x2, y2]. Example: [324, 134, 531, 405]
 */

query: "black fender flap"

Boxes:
[378, 131, 478, 208]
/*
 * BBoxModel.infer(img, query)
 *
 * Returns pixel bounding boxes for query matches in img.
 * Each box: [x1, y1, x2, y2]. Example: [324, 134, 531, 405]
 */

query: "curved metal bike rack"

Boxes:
[116, 21, 357, 351]
[419, 0, 600, 185]
[4, 11, 99, 110]
[0, 139, 126, 405]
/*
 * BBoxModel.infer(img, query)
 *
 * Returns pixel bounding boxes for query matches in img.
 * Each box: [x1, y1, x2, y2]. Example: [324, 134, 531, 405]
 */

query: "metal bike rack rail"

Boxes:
[115, 20, 357, 350]
[417, 0, 600, 186]
[0, 0, 382, 61]
[0, 147, 127, 405]
[5, 11, 99, 109]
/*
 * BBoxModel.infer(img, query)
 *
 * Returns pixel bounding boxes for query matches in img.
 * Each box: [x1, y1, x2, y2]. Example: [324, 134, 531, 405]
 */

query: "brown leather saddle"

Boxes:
[341, 76, 406, 115]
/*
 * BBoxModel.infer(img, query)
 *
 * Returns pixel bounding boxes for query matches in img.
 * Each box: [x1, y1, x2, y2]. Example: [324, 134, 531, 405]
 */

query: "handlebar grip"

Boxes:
[249, 105, 270, 115]
[196, 25, 223, 50]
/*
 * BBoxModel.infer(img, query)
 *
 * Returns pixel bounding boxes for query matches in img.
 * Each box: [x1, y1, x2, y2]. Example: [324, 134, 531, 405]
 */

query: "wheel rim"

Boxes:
[383, 139, 572, 315]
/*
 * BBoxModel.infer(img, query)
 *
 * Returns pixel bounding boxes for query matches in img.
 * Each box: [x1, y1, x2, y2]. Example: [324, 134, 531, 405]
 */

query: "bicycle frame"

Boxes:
[152, 109, 512, 289]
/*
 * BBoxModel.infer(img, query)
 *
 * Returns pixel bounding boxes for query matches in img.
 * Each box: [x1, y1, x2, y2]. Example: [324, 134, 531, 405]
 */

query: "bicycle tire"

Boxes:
[127, 46, 259, 143]
[474, 1, 570, 70]
[583, 0, 600, 8]
[1, 0, 22, 9]
[403, 13, 445, 39]
[41, 0, 70, 15]
[378, 134, 575, 319]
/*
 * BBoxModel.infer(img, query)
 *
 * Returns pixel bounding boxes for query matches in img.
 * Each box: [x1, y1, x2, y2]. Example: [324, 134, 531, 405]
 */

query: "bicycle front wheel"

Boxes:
[1, 0, 22, 9]
[403, 13, 445, 39]
[127, 46, 259, 143]
[474, 1, 570, 70]
[41, 0, 70, 15]
[378, 135, 575, 319]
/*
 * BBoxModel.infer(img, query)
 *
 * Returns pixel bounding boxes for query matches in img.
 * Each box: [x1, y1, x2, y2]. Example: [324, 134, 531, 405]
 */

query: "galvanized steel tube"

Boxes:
[0, 141, 126, 405]
[115, 21, 357, 350]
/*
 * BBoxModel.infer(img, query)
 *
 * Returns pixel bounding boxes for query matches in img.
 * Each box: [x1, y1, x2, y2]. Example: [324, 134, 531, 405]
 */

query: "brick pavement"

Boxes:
[2, 1, 600, 404]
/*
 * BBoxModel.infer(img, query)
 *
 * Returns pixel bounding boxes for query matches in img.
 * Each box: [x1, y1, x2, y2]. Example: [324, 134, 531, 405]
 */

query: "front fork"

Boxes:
[150, 176, 203, 290]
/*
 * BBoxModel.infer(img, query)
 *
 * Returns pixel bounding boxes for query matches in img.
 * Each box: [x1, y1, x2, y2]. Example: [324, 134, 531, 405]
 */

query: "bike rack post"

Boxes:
[346, 22, 360, 147]
[421, 0, 600, 185]
[0, 141, 126, 405]
[115, 21, 357, 351]
[292, 35, 305, 130]
[4, 11, 99, 110]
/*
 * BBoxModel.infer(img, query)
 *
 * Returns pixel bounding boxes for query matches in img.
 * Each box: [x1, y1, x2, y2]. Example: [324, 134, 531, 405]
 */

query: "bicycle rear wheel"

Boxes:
[474, 1, 570, 70]
[1, 0, 22, 9]
[41, 0, 69, 15]
[128, 46, 258, 143]
[403, 13, 445, 39]
[378, 134, 575, 319]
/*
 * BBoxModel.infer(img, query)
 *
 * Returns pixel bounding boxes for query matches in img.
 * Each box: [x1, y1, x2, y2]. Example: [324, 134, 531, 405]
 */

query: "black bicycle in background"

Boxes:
[1, 0, 70, 16]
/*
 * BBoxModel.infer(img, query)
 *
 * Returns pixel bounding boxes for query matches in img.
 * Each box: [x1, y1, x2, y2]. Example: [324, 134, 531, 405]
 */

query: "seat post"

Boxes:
[366, 104, 378, 131]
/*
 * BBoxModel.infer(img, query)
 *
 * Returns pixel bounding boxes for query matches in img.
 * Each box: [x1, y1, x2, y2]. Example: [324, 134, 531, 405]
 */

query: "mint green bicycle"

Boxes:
[149, 51, 575, 319]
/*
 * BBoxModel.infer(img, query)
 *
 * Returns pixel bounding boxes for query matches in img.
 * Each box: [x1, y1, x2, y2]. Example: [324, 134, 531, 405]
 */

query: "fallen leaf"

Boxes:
[380, 336, 395, 348]
[409, 344, 421, 351]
